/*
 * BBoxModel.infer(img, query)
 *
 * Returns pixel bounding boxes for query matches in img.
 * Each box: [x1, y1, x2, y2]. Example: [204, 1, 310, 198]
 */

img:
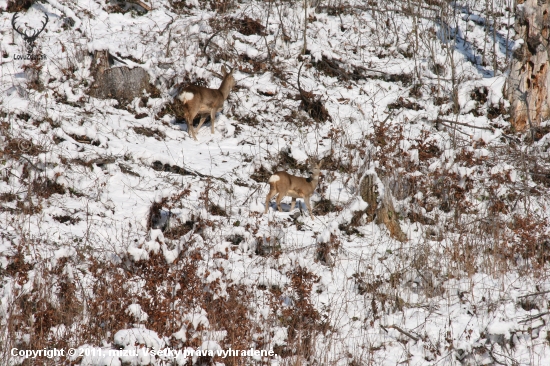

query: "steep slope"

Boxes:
[1, 1, 550, 365]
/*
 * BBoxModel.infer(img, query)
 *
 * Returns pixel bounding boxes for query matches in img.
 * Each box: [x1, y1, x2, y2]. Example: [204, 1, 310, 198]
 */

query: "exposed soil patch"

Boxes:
[298, 64, 331, 123]
[314, 198, 342, 215]
[68, 134, 101, 146]
[526, 124, 550, 143]
[31, 179, 66, 199]
[119, 164, 140, 177]
[0, 193, 17, 203]
[152, 161, 194, 176]
[208, 203, 228, 217]
[388, 97, 423, 111]
[2, 137, 44, 157]
[312, 55, 352, 80]
[471, 86, 488, 104]
[227, 234, 245, 245]
[230, 16, 265, 36]
[275, 149, 309, 172]
[133, 126, 166, 140]
[134, 113, 148, 119]
[53, 215, 81, 225]
[407, 211, 436, 226]
[164, 220, 194, 240]
[7, 0, 36, 11]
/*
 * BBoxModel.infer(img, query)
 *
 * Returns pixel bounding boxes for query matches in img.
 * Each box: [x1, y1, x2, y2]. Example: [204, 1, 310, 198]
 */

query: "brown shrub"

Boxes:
[230, 16, 266, 36]
[31, 178, 66, 199]
[7, 0, 36, 12]
[269, 266, 324, 361]
[250, 165, 272, 183]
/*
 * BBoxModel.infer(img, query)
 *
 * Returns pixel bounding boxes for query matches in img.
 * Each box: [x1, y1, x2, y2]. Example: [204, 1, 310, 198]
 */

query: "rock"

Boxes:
[88, 50, 159, 105]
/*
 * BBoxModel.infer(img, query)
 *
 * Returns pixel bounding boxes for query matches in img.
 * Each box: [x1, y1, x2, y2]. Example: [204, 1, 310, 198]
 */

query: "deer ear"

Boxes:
[221, 66, 228, 76]
[318, 158, 324, 168]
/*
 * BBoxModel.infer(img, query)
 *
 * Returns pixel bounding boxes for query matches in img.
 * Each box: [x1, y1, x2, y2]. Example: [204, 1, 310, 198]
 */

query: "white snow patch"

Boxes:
[114, 328, 165, 350]
[126, 304, 149, 322]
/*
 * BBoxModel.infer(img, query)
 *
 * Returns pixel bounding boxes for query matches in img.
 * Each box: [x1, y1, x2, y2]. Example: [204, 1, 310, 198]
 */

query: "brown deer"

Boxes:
[177, 66, 235, 140]
[264, 159, 324, 219]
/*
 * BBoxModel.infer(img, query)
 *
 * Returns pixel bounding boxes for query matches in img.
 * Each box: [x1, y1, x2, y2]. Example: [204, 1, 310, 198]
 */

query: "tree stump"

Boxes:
[88, 50, 158, 104]
[360, 173, 407, 242]
[506, 0, 550, 132]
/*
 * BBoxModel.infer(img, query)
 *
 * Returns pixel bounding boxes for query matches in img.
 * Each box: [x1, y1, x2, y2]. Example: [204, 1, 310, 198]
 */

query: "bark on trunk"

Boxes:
[360, 173, 407, 242]
[507, 0, 550, 131]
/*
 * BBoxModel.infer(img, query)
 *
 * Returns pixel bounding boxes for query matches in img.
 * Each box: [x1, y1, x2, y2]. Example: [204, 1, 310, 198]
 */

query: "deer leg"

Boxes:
[265, 189, 277, 214]
[275, 194, 284, 212]
[184, 110, 197, 140]
[195, 115, 208, 135]
[210, 110, 217, 134]
[290, 197, 297, 211]
[190, 122, 197, 140]
[304, 197, 315, 219]
[191, 122, 199, 140]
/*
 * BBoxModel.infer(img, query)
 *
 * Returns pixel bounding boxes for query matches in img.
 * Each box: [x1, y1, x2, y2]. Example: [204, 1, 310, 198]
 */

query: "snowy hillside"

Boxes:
[1, 0, 550, 365]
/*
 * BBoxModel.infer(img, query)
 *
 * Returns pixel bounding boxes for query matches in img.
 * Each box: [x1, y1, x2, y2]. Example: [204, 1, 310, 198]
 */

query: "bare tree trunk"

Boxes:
[302, 0, 308, 55]
[506, 0, 550, 132]
[360, 174, 407, 243]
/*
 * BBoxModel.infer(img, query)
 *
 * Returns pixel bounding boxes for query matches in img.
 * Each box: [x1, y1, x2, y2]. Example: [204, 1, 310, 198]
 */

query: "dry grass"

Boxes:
[2, 1, 550, 364]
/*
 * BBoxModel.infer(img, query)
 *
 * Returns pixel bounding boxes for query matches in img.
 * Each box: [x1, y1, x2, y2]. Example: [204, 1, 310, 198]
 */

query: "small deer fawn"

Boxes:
[177, 66, 235, 140]
[264, 159, 324, 219]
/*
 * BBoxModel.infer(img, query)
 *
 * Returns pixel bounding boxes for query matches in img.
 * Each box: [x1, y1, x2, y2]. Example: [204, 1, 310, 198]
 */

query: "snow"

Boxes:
[126, 304, 149, 323]
[114, 328, 165, 350]
[1, 0, 549, 365]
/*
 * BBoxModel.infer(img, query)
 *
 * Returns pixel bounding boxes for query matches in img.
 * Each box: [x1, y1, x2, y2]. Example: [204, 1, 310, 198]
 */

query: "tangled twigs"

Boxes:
[297, 62, 330, 122]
